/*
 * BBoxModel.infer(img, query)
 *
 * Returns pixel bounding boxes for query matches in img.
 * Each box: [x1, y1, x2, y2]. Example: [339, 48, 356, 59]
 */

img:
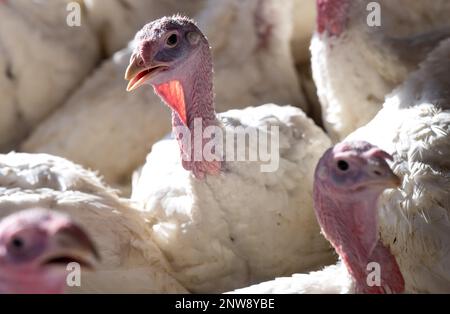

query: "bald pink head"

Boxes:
[317, 0, 351, 36]
[313, 141, 404, 293]
[124, 16, 212, 126]
[0, 209, 99, 294]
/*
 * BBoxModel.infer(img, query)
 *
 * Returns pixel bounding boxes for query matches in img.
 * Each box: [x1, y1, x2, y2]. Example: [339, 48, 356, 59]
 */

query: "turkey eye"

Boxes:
[166, 34, 178, 47]
[337, 160, 349, 171]
[11, 237, 24, 250]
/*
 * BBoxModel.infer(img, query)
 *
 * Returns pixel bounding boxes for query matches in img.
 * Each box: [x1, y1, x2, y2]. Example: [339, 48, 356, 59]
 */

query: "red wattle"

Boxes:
[155, 80, 187, 125]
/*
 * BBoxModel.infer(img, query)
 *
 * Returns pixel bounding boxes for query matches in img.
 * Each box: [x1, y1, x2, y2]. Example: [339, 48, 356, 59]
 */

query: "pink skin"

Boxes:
[125, 16, 222, 179]
[317, 0, 351, 36]
[0, 209, 99, 294]
[313, 141, 404, 294]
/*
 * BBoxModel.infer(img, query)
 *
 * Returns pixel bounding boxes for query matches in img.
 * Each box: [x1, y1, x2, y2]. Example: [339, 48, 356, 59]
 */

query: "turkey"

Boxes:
[311, 0, 450, 140]
[126, 16, 334, 293]
[231, 141, 403, 294]
[198, 0, 306, 111]
[22, 0, 305, 194]
[0, 209, 99, 294]
[234, 37, 450, 294]
[0, 153, 188, 293]
[345, 38, 450, 293]
[84, 0, 206, 56]
[0, 0, 100, 152]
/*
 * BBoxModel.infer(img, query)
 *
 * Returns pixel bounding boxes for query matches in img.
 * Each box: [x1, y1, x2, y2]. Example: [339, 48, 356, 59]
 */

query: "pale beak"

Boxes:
[124, 54, 142, 82]
[124, 54, 168, 92]
[367, 164, 401, 189]
[39, 223, 100, 270]
[380, 170, 401, 189]
[364, 148, 400, 189]
[389, 172, 402, 189]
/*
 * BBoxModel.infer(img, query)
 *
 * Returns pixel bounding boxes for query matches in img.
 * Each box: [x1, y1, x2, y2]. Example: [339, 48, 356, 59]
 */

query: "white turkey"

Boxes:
[0, 152, 187, 293]
[232, 37, 450, 294]
[231, 141, 403, 294]
[0, 0, 100, 151]
[199, 0, 306, 111]
[22, 0, 305, 194]
[346, 37, 450, 293]
[311, 0, 450, 140]
[126, 16, 334, 293]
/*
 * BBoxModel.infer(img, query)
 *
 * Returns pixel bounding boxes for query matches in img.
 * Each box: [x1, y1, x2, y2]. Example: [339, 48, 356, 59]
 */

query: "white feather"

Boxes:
[132, 104, 335, 293]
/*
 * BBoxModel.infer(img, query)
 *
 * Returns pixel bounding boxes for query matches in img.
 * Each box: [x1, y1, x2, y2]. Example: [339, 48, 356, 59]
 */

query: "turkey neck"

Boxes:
[171, 39, 223, 178]
[316, 193, 405, 294]
[317, 0, 351, 36]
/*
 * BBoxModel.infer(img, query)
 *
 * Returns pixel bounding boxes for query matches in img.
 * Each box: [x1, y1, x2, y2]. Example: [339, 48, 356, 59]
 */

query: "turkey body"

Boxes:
[199, 0, 306, 111]
[230, 263, 353, 294]
[132, 104, 335, 293]
[311, 0, 450, 140]
[231, 37, 450, 294]
[0, 0, 100, 151]
[0, 153, 187, 293]
[346, 38, 450, 293]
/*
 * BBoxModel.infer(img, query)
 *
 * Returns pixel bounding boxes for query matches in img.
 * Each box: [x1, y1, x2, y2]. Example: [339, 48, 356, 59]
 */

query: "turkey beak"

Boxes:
[366, 149, 401, 189]
[124, 54, 141, 82]
[370, 167, 400, 189]
[125, 55, 145, 92]
[366, 161, 401, 189]
[386, 171, 401, 188]
[39, 223, 100, 270]
[125, 55, 168, 92]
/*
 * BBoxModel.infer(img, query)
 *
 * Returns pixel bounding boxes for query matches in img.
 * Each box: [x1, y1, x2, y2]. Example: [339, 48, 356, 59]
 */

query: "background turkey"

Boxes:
[0, 0, 99, 152]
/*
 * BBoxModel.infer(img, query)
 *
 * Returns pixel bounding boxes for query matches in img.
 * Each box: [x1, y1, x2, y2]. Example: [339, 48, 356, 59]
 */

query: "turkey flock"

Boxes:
[0, 0, 449, 294]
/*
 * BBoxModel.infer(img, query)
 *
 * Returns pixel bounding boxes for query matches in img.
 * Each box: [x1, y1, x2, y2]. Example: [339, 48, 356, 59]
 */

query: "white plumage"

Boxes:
[230, 263, 353, 294]
[22, 0, 305, 193]
[132, 104, 334, 293]
[0, 153, 187, 293]
[311, 0, 450, 141]
[0, 0, 100, 151]
[230, 38, 450, 294]
[197, 0, 306, 111]
[347, 38, 450, 293]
